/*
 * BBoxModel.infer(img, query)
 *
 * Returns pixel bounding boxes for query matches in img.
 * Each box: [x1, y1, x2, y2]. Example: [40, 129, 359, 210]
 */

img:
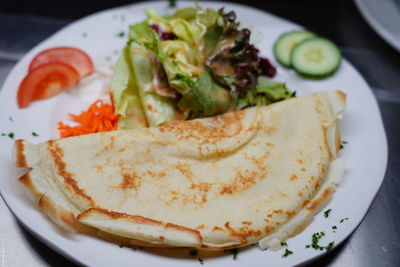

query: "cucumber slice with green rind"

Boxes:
[291, 37, 341, 78]
[273, 30, 316, 67]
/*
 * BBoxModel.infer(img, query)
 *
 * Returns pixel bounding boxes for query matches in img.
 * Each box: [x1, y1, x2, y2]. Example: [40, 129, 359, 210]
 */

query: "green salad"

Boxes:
[110, 7, 293, 129]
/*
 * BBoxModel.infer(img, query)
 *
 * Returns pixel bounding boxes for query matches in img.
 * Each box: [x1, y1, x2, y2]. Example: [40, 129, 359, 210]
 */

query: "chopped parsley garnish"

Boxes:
[118, 244, 123, 248]
[226, 248, 239, 260]
[325, 241, 335, 250]
[282, 248, 293, 257]
[189, 250, 198, 257]
[340, 140, 348, 149]
[281, 242, 288, 247]
[311, 232, 325, 250]
[168, 0, 177, 8]
[332, 225, 337, 232]
[198, 258, 204, 265]
[8, 132, 14, 139]
[116, 31, 125, 38]
[340, 217, 349, 223]
[324, 209, 332, 218]
[32, 132, 39, 137]
[310, 232, 324, 250]
[306, 231, 335, 251]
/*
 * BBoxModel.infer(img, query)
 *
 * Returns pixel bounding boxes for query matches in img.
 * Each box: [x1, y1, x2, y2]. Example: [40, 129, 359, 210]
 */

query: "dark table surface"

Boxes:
[0, 0, 399, 266]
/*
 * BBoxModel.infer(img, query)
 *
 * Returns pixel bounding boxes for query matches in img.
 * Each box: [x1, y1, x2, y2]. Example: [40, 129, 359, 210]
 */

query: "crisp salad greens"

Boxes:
[110, 7, 293, 129]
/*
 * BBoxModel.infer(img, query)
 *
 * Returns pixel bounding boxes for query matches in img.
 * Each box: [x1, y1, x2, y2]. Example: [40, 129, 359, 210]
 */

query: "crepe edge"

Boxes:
[258, 158, 346, 250]
[326, 90, 346, 156]
[13, 140, 79, 231]
[77, 208, 203, 247]
[257, 90, 347, 251]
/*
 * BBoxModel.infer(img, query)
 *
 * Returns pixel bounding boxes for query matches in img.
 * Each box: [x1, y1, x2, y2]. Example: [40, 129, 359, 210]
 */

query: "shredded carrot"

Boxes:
[58, 94, 120, 138]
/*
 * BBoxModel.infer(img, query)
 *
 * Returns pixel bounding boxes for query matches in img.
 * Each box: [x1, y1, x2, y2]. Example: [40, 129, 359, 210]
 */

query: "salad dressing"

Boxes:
[209, 60, 235, 76]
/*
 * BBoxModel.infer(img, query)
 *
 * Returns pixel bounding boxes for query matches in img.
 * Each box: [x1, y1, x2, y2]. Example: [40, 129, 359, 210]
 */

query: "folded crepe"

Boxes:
[14, 90, 346, 250]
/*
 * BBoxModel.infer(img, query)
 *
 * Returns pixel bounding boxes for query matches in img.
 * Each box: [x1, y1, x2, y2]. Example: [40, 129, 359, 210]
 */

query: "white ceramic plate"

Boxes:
[354, 0, 400, 52]
[0, 1, 388, 266]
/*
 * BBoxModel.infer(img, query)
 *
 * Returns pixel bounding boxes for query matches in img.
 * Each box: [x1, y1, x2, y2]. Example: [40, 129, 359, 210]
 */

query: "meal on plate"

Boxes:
[14, 90, 346, 250]
[13, 5, 346, 254]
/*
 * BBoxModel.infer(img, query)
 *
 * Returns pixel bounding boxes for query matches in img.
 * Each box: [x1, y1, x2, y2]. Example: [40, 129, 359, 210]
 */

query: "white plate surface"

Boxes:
[0, 1, 388, 266]
[355, 0, 400, 52]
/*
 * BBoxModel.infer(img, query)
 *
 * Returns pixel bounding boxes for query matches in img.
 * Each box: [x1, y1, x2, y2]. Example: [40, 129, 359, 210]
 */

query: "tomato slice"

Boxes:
[18, 62, 79, 108]
[28, 47, 94, 78]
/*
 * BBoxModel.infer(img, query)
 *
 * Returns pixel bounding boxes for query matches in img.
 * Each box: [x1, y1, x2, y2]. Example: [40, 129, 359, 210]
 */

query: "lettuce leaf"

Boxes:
[169, 73, 196, 96]
[168, 18, 206, 68]
[207, 9, 277, 96]
[237, 77, 294, 109]
[129, 20, 160, 55]
[147, 9, 210, 71]
[145, 9, 172, 32]
[172, 7, 198, 21]
[128, 42, 181, 127]
[178, 71, 230, 118]
[110, 46, 147, 129]
[170, 19, 202, 47]
[172, 7, 222, 56]
[201, 9, 224, 58]
[118, 95, 148, 129]
[159, 40, 202, 94]
[256, 77, 293, 100]
[204, 23, 223, 58]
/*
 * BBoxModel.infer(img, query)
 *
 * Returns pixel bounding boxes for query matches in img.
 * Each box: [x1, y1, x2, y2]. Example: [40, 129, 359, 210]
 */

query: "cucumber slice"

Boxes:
[273, 30, 316, 67]
[291, 37, 341, 78]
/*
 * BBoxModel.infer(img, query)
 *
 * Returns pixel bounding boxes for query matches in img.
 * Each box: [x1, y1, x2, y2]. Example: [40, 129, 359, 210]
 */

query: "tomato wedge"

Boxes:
[17, 62, 79, 108]
[28, 47, 94, 78]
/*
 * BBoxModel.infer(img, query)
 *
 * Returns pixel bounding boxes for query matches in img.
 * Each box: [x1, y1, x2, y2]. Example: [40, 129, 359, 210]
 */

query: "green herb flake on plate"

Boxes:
[282, 248, 293, 257]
